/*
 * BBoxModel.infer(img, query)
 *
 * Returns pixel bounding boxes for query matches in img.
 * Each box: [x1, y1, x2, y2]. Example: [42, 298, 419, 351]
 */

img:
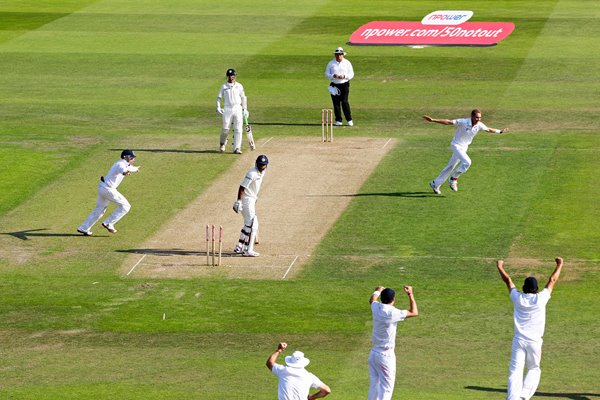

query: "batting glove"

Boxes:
[217, 107, 224, 115]
[243, 109, 249, 119]
[233, 200, 242, 214]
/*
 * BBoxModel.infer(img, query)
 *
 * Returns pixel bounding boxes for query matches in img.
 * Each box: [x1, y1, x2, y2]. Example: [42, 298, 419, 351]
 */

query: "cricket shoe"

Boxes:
[243, 250, 260, 257]
[233, 148, 242, 154]
[102, 223, 117, 233]
[77, 228, 93, 236]
[219, 143, 226, 153]
[347, 120, 354, 126]
[448, 178, 458, 192]
[234, 244, 244, 254]
[429, 181, 441, 195]
[334, 121, 343, 126]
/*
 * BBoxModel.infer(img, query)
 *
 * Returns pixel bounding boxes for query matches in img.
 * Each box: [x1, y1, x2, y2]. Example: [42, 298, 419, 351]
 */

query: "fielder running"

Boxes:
[77, 150, 139, 236]
[423, 109, 509, 194]
[368, 285, 418, 400]
[216, 68, 249, 154]
[496, 258, 564, 400]
[233, 154, 268, 257]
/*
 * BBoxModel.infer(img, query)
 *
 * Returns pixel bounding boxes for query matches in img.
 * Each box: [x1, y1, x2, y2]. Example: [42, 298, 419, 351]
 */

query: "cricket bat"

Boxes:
[244, 115, 256, 151]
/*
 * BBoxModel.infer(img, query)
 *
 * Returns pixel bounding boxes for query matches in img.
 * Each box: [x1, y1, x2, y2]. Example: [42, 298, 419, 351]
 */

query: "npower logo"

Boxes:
[422, 10, 473, 25]
[349, 11, 514, 47]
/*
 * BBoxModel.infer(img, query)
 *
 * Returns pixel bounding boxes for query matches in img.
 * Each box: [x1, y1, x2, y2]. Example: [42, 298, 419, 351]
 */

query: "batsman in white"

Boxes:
[496, 258, 564, 400]
[216, 68, 249, 154]
[368, 285, 418, 400]
[266, 342, 331, 400]
[233, 154, 268, 257]
[423, 109, 509, 194]
[77, 150, 140, 236]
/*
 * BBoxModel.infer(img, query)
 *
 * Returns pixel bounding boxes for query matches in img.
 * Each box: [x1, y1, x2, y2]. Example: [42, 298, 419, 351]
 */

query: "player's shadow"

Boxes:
[465, 386, 600, 399]
[2, 228, 88, 241]
[110, 148, 220, 154]
[252, 122, 321, 127]
[305, 192, 442, 198]
[117, 249, 238, 257]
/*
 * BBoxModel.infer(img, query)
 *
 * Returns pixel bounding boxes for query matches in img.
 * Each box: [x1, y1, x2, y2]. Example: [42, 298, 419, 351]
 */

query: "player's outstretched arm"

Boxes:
[404, 286, 418, 318]
[487, 127, 509, 134]
[422, 115, 453, 125]
[496, 260, 515, 292]
[266, 342, 287, 370]
[545, 257, 564, 294]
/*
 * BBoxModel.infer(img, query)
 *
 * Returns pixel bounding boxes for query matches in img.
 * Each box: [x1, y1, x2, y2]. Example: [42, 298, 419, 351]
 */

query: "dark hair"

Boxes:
[471, 109, 481, 117]
[523, 277, 539, 294]
[380, 288, 395, 304]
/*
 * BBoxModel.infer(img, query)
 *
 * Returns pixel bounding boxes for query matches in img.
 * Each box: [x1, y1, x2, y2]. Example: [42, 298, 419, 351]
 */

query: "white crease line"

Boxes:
[261, 137, 274, 147]
[382, 138, 392, 149]
[126, 254, 146, 276]
[281, 255, 299, 280]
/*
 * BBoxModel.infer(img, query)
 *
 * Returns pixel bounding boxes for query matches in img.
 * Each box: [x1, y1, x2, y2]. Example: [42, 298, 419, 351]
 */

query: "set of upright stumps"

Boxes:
[321, 108, 333, 142]
[205, 224, 223, 266]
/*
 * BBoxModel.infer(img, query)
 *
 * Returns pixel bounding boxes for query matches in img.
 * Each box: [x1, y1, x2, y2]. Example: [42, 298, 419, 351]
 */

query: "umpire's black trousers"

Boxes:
[330, 81, 352, 123]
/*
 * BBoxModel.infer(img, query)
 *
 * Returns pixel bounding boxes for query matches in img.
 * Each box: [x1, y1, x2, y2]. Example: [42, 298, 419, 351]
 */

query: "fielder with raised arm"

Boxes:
[77, 150, 140, 236]
[233, 154, 268, 257]
[216, 68, 249, 154]
[496, 257, 564, 400]
[368, 285, 419, 400]
[266, 342, 331, 400]
[423, 109, 509, 194]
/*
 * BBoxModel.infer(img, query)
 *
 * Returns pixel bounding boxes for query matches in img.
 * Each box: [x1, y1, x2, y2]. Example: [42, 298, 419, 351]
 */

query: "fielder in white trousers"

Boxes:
[368, 286, 418, 400]
[423, 110, 508, 194]
[77, 150, 139, 236]
[496, 258, 564, 400]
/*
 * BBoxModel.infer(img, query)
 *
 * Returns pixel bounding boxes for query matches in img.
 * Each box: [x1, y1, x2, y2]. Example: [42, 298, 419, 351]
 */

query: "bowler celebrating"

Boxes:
[424, 109, 508, 194]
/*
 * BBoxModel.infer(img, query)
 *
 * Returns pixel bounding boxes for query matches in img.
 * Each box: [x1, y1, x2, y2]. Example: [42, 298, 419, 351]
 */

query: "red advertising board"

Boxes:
[349, 21, 515, 46]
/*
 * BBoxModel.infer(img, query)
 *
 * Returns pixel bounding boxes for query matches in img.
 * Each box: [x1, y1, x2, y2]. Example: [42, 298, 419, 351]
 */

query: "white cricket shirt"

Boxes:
[102, 159, 138, 189]
[510, 288, 551, 342]
[217, 81, 245, 109]
[272, 364, 325, 400]
[325, 58, 354, 84]
[240, 167, 264, 199]
[451, 118, 489, 147]
[371, 301, 407, 352]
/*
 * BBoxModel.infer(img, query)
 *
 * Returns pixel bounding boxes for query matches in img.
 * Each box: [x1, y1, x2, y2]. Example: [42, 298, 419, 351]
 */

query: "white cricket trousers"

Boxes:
[239, 196, 258, 252]
[79, 182, 131, 230]
[433, 143, 471, 187]
[507, 337, 543, 400]
[368, 349, 396, 400]
[222, 105, 243, 150]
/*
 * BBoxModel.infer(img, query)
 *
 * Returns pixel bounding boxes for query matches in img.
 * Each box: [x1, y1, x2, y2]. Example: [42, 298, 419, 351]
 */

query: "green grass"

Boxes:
[1, 0, 599, 399]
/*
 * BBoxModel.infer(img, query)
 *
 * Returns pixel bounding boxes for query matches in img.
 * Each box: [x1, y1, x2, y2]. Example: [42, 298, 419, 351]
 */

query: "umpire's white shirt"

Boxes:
[103, 159, 139, 189]
[510, 288, 551, 342]
[325, 58, 354, 84]
[451, 118, 489, 147]
[272, 364, 325, 400]
[371, 302, 407, 353]
[217, 81, 245, 109]
[240, 167, 264, 199]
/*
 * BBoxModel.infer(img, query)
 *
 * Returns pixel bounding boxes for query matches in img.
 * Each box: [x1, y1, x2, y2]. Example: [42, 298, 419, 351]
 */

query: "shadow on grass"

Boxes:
[465, 386, 600, 399]
[2, 228, 94, 240]
[109, 148, 221, 154]
[117, 248, 240, 258]
[305, 191, 443, 198]
[252, 122, 321, 127]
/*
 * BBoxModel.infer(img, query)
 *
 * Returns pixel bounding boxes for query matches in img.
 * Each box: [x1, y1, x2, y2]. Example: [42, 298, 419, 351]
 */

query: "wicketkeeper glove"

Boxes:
[233, 200, 242, 214]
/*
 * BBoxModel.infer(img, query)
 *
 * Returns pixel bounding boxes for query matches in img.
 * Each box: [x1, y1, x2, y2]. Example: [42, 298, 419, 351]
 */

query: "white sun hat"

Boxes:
[333, 47, 346, 55]
[285, 351, 310, 368]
